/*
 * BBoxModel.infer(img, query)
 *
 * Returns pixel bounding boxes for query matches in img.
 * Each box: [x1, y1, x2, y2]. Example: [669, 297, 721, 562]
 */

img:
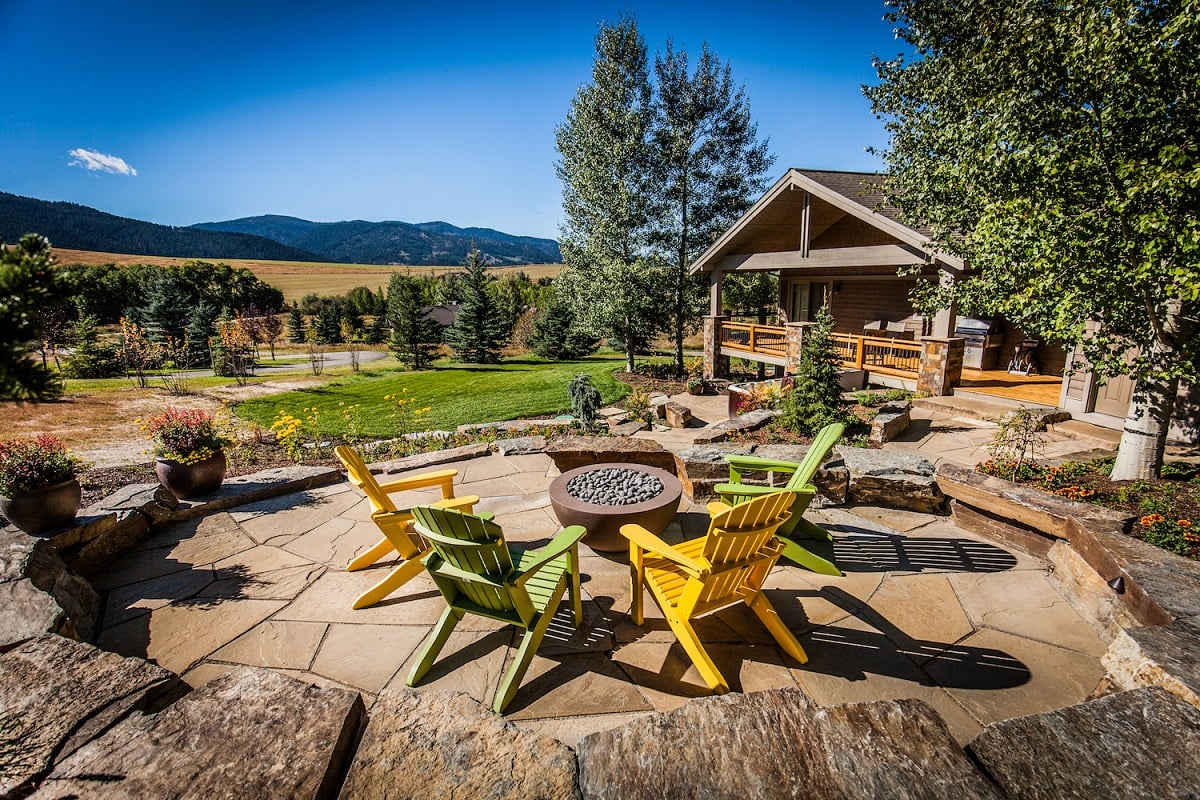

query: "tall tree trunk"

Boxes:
[1110, 370, 1177, 480]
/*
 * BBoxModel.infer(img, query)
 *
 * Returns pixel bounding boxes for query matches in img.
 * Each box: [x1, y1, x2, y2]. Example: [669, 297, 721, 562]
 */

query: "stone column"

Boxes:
[703, 315, 730, 380]
[917, 337, 965, 396]
[785, 322, 810, 374]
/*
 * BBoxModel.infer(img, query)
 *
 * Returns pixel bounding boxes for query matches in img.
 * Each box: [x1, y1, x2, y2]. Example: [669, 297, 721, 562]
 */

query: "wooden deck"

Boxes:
[958, 369, 1063, 406]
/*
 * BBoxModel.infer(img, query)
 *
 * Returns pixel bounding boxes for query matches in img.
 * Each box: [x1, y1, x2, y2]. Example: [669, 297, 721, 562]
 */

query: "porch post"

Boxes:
[785, 322, 810, 374]
[703, 315, 730, 379]
[709, 270, 724, 316]
[917, 337, 965, 396]
[931, 269, 958, 338]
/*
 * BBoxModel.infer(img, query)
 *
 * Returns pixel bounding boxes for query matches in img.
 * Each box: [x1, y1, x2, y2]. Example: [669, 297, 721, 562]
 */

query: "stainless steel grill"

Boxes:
[954, 318, 1005, 369]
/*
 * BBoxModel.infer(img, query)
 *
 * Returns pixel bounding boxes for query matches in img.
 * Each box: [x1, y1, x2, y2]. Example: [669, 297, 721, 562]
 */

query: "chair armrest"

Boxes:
[724, 455, 800, 474]
[715, 482, 816, 500]
[515, 525, 587, 583]
[706, 501, 733, 517]
[378, 468, 459, 496]
[621, 524, 708, 574]
[432, 495, 479, 513]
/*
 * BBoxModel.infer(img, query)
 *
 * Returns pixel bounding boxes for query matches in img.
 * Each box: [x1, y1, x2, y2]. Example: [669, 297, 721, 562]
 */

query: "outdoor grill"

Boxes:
[954, 317, 1005, 369]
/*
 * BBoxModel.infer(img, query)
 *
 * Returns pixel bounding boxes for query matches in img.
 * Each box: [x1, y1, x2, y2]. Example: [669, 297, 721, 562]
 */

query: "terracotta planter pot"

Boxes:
[0, 478, 82, 535]
[155, 451, 227, 500]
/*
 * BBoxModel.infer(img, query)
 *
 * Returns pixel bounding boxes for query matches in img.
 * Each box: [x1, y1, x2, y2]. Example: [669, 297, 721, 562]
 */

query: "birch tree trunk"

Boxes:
[1110, 364, 1177, 481]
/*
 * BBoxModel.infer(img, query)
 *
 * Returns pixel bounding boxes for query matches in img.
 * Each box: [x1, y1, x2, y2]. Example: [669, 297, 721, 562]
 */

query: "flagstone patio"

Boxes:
[95, 451, 1108, 747]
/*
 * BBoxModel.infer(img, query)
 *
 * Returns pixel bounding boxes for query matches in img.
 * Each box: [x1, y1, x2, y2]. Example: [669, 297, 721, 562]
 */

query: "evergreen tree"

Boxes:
[529, 297, 599, 360]
[287, 303, 306, 344]
[443, 249, 507, 363]
[61, 313, 123, 379]
[650, 42, 774, 375]
[314, 305, 343, 344]
[140, 269, 192, 342]
[0, 235, 64, 399]
[185, 299, 221, 367]
[364, 314, 388, 345]
[387, 272, 441, 370]
[779, 306, 848, 436]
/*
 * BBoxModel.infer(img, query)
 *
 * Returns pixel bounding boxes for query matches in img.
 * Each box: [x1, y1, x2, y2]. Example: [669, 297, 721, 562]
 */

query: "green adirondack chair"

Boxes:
[713, 421, 845, 576]
[407, 505, 586, 713]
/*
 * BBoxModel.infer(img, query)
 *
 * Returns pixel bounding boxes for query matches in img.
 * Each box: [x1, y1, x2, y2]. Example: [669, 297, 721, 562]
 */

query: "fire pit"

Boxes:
[549, 463, 683, 553]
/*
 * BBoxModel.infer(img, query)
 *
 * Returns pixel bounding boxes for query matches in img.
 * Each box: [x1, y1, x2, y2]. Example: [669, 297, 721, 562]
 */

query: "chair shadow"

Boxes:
[822, 524, 1019, 574]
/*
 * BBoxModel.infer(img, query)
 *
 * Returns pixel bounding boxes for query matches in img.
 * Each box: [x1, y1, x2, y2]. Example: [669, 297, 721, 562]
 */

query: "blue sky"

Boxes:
[0, 1, 902, 241]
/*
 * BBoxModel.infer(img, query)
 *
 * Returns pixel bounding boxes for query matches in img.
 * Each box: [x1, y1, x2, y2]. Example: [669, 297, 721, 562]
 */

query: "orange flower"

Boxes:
[1177, 519, 1192, 528]
[1140, 514, 1165, 528]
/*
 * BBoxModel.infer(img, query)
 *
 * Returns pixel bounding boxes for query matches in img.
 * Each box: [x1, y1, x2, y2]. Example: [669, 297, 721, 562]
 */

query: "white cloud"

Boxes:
[68, 148, 138, 176]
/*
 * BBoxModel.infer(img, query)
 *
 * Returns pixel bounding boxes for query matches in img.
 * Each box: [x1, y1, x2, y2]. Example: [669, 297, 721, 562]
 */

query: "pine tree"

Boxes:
[443, 249, 507, 363]
[140, 269, 192, 342]
[386, 272, 441, 370]
[61, 313, 123, 379]
[185, 299, 220, 367]
[780, 306, 848, 436]
[364, 314, 388, 345]
[287, 303, 306, 344]
[529, 296, 599, 360]
[314, 305, 343, 344]
[0, 235, 64, 399]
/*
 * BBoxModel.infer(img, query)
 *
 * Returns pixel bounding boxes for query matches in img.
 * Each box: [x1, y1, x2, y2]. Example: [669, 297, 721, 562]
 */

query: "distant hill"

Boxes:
[0, 192, 323, 262]
[191, 215, 562, 266]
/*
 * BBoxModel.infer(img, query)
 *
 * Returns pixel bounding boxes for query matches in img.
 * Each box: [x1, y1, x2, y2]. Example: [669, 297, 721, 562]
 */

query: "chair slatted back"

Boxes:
[335, 445, 398, 513]
[784, 422, 845, 491]
[688, 491, 793, 608]
[411, 505, 519, 615]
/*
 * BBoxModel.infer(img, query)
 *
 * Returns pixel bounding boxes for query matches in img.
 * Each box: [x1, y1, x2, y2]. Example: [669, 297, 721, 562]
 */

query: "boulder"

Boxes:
[692, 410, 778, 444]
[369, 443, 491, 475]
[838, 448, 945, 513]
[672, 444, 754, 501]
[968, 687, 1200, 800]
[494, 435, 548, 456]
[869, 403, 911, 444]
[545, 436, 676, 475]
[0, 635, 183, 797]
[610, 420, 649, 437]
[339, 689, 577, 800]
[1103, 617, 1200, 708]
[663, 402, 692, 429]
[576, 688, 999, 799]
[33, 667, 364, 800]
[0, 529, 100, 648]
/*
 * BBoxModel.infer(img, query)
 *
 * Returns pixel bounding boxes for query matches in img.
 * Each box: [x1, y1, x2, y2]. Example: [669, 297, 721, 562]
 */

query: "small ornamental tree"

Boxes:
[780, 305, 848, 435]
[119, 317, 164, 389]
[387, 272, 442, 370]
[568, 373, 602, 430]
[260, 311, 284, 360]
[444, 248, 508, 363]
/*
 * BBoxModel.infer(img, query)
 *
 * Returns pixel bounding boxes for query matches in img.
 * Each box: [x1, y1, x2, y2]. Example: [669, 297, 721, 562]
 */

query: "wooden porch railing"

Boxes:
[719, 322, 788, 357]
[717, 321, 922, 376]
[831, 333, 922, 374]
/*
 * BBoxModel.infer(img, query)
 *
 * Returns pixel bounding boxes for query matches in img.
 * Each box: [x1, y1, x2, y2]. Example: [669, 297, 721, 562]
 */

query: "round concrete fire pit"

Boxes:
[549, 463, 683, 553]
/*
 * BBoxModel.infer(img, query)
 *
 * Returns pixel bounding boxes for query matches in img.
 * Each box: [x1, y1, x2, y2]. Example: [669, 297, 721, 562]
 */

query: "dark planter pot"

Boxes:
[0, 478, 82, 535]
[155, 451, 227, 500]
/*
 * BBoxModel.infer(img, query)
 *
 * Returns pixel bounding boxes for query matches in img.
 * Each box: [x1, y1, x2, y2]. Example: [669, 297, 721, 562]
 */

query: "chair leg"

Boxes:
[493, 584, 566, 712]
[748, 592, 809, 665]
[630, 547, 646, 625]
[346, 537, 395, 571]
[407, 605, 463, 686]
[791, 516, 833, 542]
[664, 613, 729, 694]
[568, 545, 583, 625]
[351, 554, 429, 609]
[778, 536, 842, 577]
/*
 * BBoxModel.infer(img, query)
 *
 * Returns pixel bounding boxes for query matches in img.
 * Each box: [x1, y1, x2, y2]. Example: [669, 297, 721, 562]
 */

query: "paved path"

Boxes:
[97, 451, 1108, 747]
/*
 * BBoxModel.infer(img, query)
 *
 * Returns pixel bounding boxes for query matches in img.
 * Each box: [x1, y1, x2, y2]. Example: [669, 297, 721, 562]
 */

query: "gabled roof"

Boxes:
[689, 168, 961, 273]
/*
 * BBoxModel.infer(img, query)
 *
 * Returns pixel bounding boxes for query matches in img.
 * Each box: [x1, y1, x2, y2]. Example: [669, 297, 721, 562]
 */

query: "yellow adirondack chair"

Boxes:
[407, 505, 585, 712]
[622, 490, 808, 694]
[713, 421, 845, 576]
[335, 445, 479, 609]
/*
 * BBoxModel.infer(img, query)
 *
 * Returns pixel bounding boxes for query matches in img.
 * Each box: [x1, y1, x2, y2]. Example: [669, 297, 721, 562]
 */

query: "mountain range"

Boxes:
[0, 192, 562, 265]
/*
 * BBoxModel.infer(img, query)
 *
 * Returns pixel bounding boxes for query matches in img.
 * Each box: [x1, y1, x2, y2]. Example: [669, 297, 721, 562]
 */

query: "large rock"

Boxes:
[575, 688, 999, 799]
[1103, 617, 1200, 708]
[0, 529, 100, 648]
[968, 687, 1200, 800]
[0, 635, 182, 797]
[692, 410, 778, 444]
[339, 690, 577, 800]
[33, 667, 364, 800]
[663, 402, 692, 429]
[369, 443, 491, 475]
[672, 444, 754, 501]
[545, 436, 676, 475]
[870, 403, 911, 444]
[839, 448, 945, 513]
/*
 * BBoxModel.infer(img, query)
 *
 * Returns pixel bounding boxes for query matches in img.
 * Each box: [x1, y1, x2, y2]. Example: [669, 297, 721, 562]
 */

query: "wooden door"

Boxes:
[1094, 373, 1135, 417]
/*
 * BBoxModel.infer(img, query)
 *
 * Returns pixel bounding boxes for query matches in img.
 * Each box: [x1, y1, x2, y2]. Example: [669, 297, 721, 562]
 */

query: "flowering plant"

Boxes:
[0, 435, 85, 496]
[140, 408, 232, 464]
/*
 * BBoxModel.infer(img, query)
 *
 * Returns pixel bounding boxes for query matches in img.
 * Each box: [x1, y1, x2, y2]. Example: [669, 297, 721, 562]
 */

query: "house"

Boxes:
[691, 168, 1181, 436]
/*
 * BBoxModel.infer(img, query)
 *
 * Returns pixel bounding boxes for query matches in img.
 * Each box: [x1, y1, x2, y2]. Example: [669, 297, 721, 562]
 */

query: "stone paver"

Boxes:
[98, 442, 1111, 747]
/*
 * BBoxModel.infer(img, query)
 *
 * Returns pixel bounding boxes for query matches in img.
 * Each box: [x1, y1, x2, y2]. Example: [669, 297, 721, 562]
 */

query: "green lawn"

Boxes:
[233, 357, 629, 437]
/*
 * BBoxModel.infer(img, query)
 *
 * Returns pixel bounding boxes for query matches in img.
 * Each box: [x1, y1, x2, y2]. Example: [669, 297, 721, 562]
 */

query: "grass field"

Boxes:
[233, 356, 628, 437]
[52, 248, 563, 303]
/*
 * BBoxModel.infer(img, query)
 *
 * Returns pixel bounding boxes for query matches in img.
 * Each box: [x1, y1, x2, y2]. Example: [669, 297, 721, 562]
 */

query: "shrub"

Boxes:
[568, 374, 602, 430]
[779, 306, 849, 434]
[1139, 515, 1199, 555]
[0, 435, 84, 496]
